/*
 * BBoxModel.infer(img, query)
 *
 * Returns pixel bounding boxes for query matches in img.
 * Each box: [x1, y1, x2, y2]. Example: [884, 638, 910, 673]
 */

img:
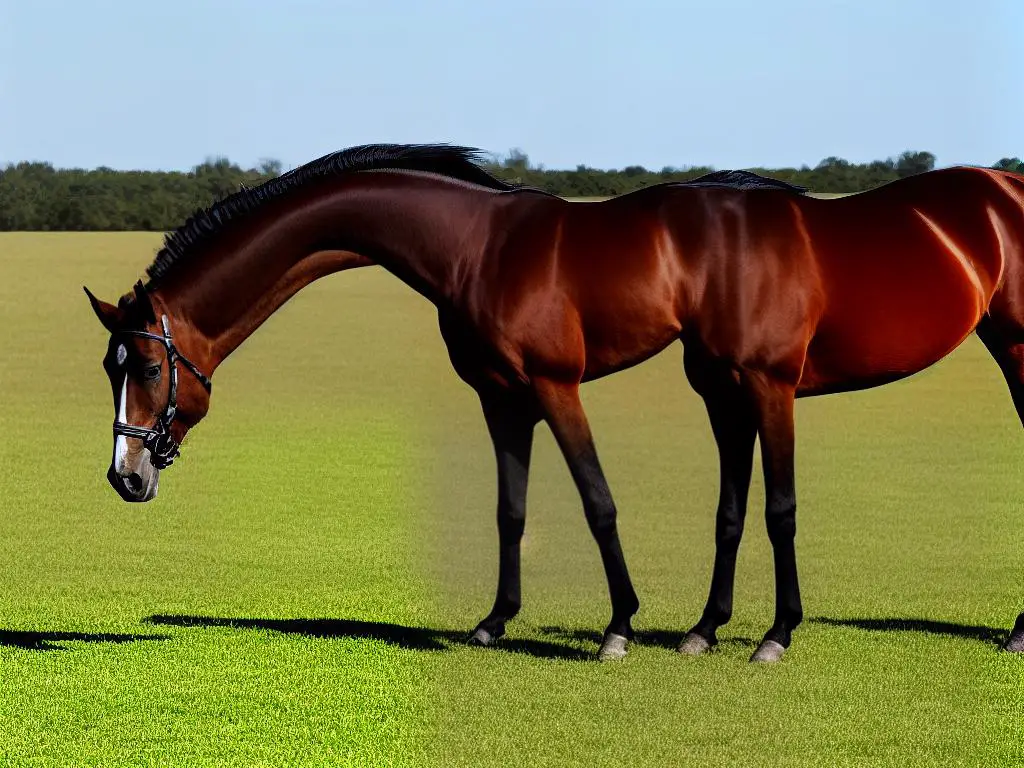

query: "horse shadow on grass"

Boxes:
[142, 614, 595, 661]
[0, 630, 170, 652]
[809, 617, 1008, 647]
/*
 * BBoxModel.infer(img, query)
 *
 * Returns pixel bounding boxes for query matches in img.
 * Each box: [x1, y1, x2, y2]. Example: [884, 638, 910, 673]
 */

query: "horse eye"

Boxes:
[144, 364, 161, 380]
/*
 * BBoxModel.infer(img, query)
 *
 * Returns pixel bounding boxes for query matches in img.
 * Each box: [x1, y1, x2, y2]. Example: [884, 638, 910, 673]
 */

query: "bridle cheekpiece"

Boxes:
[112, 314, 212, 470]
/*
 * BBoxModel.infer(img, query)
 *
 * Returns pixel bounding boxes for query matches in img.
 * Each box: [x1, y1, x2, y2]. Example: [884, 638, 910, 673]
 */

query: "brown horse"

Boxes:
[85, 144, 1024, 663]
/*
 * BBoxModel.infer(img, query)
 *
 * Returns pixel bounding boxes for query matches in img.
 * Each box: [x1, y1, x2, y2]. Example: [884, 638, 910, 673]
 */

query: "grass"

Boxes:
[1, 232, 1022, 766]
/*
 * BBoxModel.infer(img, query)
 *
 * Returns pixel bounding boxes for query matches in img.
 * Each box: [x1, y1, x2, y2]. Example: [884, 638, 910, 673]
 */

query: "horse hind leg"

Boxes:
[975, 315, 1024, 651]
[679, 348, 758, 655]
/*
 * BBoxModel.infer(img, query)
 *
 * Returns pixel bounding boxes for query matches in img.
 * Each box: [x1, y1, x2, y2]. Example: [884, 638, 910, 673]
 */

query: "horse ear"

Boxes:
[133, 280, 158, 325]
[83, 286, 123, 333]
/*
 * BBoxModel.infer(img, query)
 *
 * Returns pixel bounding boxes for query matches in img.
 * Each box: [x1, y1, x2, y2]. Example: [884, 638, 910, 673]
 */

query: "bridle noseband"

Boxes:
[112, 315, 212, 470]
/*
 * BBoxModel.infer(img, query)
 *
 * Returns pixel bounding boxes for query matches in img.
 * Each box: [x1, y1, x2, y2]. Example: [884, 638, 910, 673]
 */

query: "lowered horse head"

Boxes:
[84, 280, 213, 502]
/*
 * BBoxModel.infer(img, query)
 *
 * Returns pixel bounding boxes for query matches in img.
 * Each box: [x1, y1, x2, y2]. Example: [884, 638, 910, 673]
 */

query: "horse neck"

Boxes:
[154, 174, 493, 370]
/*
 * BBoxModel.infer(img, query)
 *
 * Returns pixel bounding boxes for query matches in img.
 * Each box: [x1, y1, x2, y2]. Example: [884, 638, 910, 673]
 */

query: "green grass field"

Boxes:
[1, 232, 1022, 767]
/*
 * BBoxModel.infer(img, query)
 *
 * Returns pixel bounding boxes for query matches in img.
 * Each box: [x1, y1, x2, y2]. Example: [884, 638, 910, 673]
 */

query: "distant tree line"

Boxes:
[0, 158, 283, 232]
[489, 150, 1024, 198]
[0, 151, 1021, 232]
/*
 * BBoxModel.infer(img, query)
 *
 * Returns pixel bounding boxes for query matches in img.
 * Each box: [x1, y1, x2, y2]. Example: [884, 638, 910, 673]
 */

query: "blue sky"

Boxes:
[1, 0, 1020, 172]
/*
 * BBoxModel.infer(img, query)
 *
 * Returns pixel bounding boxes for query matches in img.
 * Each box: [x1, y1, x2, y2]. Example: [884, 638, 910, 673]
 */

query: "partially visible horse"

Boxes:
[85, 144, 1024, 662]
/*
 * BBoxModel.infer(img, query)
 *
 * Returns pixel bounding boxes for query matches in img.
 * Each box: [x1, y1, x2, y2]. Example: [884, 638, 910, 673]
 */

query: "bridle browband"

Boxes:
[112, 314, 212, 470]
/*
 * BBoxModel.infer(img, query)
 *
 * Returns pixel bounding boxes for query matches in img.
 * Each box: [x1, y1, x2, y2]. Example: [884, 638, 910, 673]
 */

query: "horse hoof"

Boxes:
[750, 639, 787, 663]
[468, 627, 495, 647]
[597, 632, 629, 661]
[677, 632, 712, 656]
[1004, 631, 1024, 653]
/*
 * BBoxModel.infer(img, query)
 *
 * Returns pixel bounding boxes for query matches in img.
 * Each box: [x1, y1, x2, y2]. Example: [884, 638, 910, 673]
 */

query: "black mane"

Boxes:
[677, 169, 808, 194]
[144, 149, 807, 289]
[145, 143, 517, 286]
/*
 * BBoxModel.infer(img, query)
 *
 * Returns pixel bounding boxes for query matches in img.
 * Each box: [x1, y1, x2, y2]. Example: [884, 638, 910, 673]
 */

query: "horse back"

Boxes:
[797, 167, 1023, 394]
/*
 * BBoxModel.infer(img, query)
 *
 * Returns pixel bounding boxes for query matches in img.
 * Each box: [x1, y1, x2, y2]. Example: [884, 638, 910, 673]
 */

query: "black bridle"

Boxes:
[112, 315, 212, 470]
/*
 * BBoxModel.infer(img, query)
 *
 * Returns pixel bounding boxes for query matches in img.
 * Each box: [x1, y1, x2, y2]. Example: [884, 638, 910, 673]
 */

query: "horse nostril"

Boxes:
[126, 473, 144, 494]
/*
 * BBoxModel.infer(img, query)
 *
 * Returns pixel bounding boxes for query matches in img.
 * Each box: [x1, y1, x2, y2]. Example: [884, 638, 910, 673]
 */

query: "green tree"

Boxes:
[993, 157, 1024, 174]
[502, 149, 530, 171]
[259, 158, 283, 177]
[895, 150, 935, 178]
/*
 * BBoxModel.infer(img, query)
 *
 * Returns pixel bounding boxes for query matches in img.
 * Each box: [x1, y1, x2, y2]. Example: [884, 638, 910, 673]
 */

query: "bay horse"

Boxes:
[85, 144, 1024, 663]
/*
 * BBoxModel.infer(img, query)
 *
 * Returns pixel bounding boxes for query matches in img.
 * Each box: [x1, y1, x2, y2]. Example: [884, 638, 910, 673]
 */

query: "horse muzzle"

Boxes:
[107, 461, 160, 503]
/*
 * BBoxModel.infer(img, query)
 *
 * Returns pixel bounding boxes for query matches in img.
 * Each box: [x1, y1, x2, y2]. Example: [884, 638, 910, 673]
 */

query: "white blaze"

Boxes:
[114, 375, 129, 473]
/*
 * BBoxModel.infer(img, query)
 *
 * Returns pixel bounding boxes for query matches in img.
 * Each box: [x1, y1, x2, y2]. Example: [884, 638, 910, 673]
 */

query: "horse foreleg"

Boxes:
[533, 378, 640, 661]
[468, 394, 537, 648]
